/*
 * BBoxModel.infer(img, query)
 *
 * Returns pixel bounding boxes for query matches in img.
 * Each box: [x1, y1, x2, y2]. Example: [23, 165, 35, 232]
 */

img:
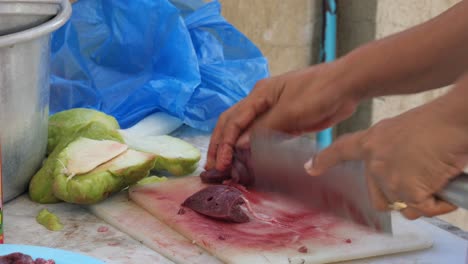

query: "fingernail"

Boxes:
[304, 159, 314, 174]
[304, 157, 321, 176]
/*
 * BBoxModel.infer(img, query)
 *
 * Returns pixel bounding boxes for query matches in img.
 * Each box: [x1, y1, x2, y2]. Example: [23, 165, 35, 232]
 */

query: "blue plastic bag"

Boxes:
[50, 0, 269, 131]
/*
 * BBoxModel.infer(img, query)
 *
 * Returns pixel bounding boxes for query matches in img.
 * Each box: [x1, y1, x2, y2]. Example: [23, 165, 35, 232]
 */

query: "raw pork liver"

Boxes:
[182, 185, 249, 223]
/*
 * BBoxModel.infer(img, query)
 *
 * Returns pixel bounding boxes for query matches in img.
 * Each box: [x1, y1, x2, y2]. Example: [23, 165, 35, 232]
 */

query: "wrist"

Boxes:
[429, 73, 468, 129]
[331, 47, 374, 101]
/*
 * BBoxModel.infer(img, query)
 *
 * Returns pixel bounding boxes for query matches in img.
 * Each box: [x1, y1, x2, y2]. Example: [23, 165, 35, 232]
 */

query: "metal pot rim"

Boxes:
[0, 0, 71, 47]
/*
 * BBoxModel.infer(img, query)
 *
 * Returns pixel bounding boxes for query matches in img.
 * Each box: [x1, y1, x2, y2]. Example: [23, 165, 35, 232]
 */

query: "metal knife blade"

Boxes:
[250, 129, 392, 234]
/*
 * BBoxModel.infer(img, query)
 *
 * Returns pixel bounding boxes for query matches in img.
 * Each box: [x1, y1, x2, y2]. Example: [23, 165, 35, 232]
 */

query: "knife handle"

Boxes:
[437, 172, 468, 210]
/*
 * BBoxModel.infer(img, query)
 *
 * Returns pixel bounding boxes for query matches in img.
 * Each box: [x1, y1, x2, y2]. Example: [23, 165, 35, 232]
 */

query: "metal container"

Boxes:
[0, 0, 60, 36]
[0, 0, 71, 202]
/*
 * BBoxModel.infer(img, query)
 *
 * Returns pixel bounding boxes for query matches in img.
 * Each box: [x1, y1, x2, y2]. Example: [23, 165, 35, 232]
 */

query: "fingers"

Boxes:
[375, 181, 457, 220]
[206, 80, 274, 171]
[206, 106, 234, 170]
[381, 183, 425, 220]
[369, 185, 456, 220]
[214, 97, 271, 170]
[403, 197, 457, 219]
[368, 185, 456, 220]
[221, 97, 270, 150]
[306, 130, 368, 176]
[372, 174, 456, 220]
[399, 207, 423, 220]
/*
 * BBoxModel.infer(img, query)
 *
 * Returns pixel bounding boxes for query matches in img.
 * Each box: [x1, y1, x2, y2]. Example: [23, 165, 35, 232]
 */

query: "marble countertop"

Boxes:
[5, 195, 174, 264]
[4, 126, 468, 263]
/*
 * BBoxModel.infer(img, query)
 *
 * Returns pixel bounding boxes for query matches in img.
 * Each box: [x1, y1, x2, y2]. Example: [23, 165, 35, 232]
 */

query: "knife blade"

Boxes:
[249, 129, 393, 234]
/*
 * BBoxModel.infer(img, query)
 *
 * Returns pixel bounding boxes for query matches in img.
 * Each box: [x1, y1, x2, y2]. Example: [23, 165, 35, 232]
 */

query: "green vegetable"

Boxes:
[135, 175, 168, 186]
[121, 133, 201, 176]
[48, 108, 120, 154]
[36, 209, 63, 231]
[30, 107, 198, 204]
[29, 122, 124, 204]
[52, 138, 156, 204]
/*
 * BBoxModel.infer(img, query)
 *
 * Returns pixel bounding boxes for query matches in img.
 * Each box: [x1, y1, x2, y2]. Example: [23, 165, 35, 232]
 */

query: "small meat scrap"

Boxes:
[97, 226, 109, 232]
[0, 252, 33, 264]
[200, 148, 255, 186]
[0, 252, 55, 264]
[298, 246, 308, 253]
[200, 169, 230, 184]
[345, 238, 352, 244]
[34, 259, 55, 264]
[182, 185, 250, 223]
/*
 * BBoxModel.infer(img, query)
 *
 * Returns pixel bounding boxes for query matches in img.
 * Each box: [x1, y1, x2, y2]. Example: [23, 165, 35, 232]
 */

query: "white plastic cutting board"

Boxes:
[125, 176, 432, 264]
[90, 127, 433, 263]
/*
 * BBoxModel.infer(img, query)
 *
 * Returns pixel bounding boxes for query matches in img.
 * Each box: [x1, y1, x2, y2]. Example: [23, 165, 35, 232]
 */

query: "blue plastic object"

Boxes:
[0, 244, 104, 263]
[49, 0, 269, 131]
[317, 0, 337, 149]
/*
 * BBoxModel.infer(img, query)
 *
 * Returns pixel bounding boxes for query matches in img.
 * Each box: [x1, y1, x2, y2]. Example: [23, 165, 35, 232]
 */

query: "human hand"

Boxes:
[206, 61, 362, 171]
[306, 100, 468, 219]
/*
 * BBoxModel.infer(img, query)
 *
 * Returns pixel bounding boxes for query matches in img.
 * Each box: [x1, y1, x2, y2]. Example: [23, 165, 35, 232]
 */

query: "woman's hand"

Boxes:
[205, 0, 468, 174]
[205, 61, 362, 171]
[306, 95, 468, 219]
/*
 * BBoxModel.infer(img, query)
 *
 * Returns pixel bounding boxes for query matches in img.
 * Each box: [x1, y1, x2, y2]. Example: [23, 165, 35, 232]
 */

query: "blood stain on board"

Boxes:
[130, 177, 357, 252]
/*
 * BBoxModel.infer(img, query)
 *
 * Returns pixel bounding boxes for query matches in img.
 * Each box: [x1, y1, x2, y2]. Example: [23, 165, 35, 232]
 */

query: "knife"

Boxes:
[249, 129, 468, 235]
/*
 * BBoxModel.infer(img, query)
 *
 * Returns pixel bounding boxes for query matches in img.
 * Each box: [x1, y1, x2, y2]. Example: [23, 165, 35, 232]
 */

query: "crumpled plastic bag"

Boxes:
[50, 0, 269, 131]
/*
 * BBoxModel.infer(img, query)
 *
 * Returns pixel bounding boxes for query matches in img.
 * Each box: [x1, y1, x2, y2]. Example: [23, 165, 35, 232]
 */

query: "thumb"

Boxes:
[304, 130, 367, 176]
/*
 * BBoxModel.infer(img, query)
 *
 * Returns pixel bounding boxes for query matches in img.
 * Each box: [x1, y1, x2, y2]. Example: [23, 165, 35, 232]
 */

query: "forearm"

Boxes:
[338, 0, 468, 99]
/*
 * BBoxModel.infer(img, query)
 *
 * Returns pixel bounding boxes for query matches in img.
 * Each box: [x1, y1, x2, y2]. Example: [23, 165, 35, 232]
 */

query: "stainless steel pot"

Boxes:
[0, 0, 71, 202]
[0, 0, 60, 36]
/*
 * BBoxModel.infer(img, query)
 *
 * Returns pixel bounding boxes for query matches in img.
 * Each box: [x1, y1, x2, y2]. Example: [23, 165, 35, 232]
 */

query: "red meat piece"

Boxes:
[182, 185, 250, 223]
